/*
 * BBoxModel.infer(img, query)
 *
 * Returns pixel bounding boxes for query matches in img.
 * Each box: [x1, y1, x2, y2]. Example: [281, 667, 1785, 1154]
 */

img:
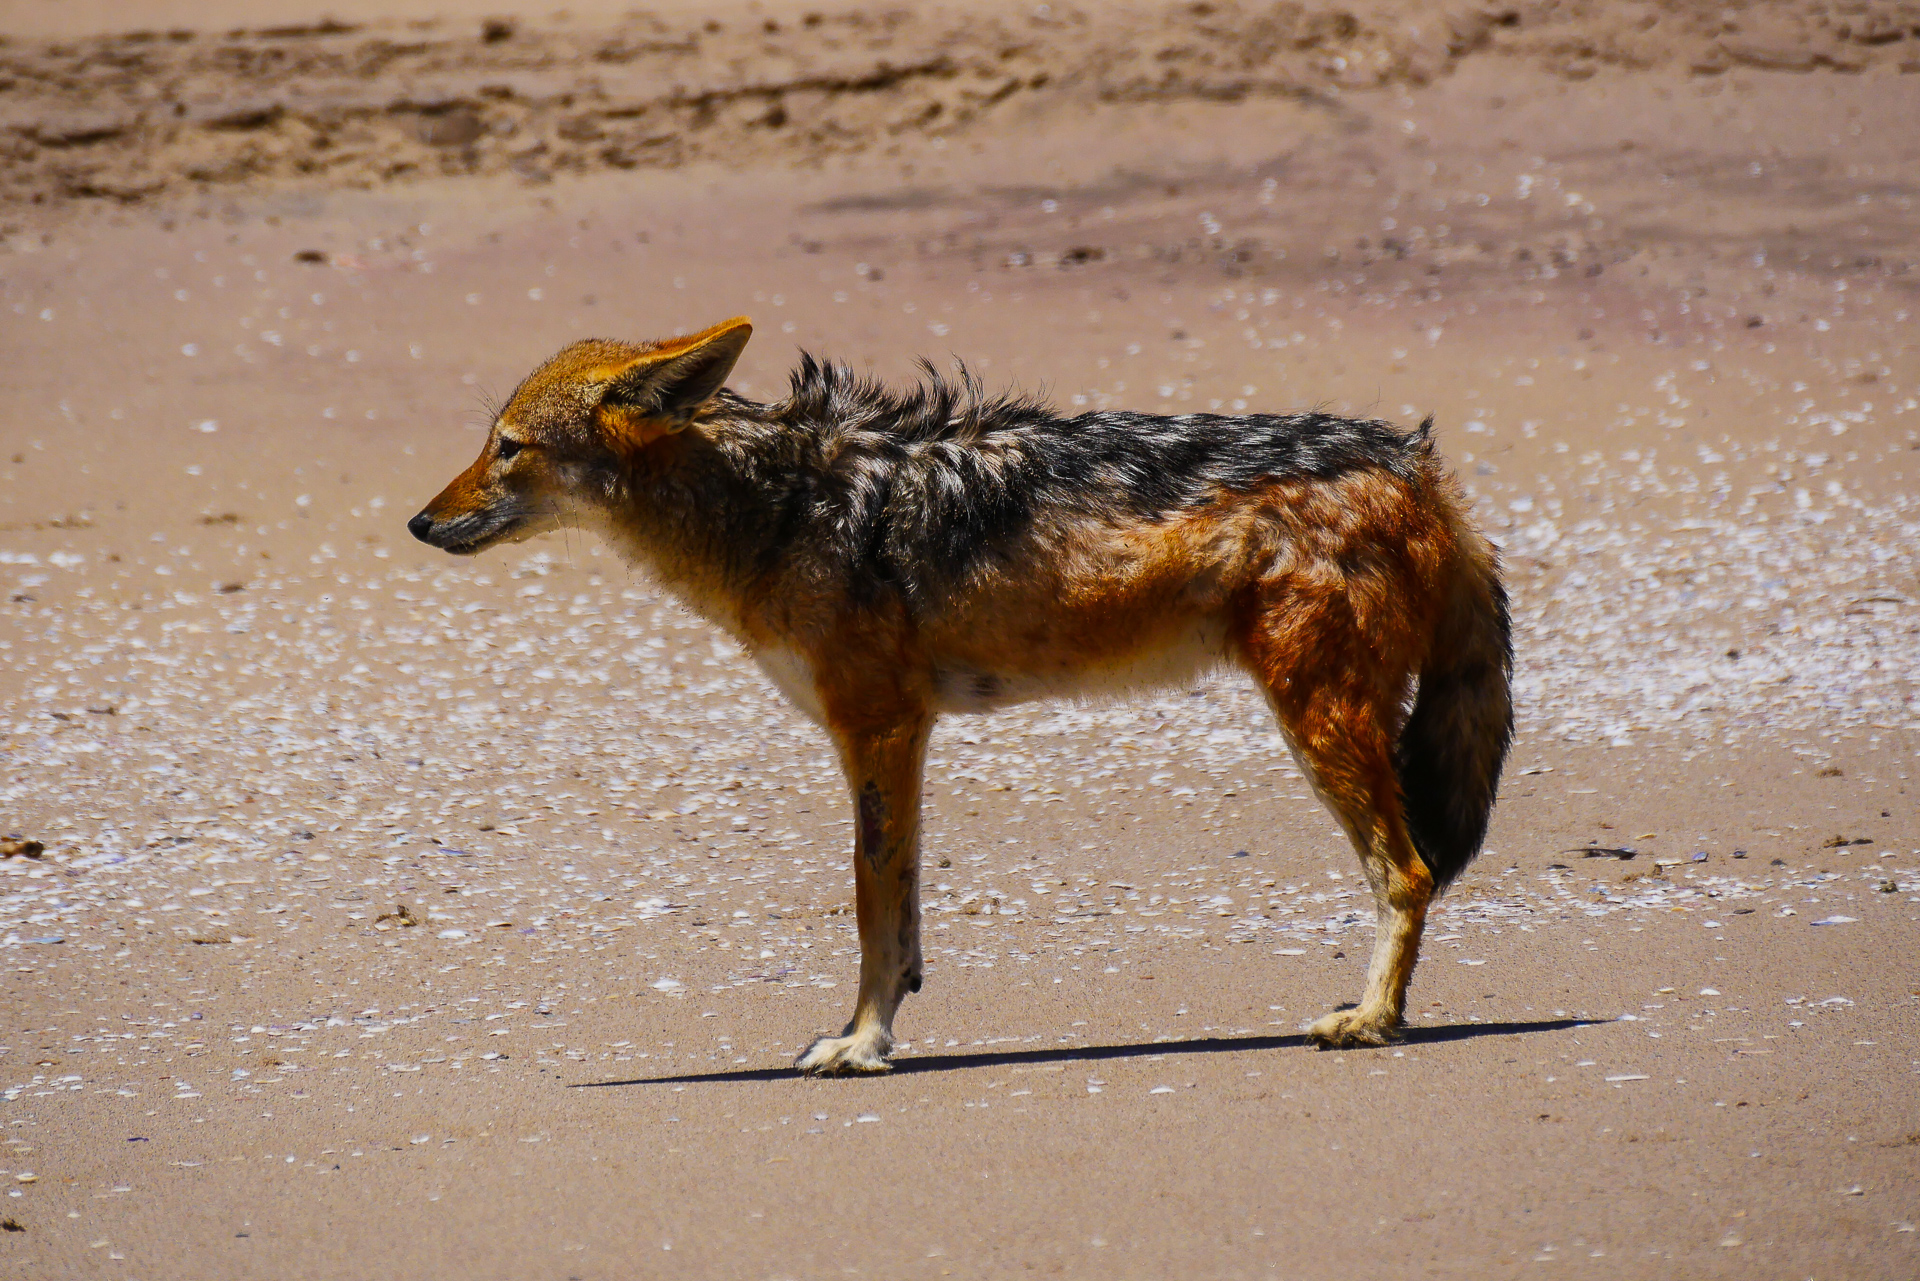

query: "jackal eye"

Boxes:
[496, 437, 525, 461]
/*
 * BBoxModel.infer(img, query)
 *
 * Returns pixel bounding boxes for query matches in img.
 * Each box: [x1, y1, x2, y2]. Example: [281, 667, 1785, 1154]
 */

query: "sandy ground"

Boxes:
[5, 1, 1920, 211]
[2, 3, 1919, 1277]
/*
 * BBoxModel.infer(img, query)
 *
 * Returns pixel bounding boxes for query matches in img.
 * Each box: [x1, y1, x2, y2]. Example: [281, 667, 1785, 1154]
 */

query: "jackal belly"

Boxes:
[923, 511, 1255, 713]
[927, 612, 1232, 713]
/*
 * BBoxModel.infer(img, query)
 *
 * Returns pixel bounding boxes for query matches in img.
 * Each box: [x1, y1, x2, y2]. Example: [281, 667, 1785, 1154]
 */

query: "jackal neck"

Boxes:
[603, 399, 800, 632]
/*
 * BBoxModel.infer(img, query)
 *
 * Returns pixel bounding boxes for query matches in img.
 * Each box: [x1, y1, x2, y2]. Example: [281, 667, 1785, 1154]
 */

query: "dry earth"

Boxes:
[1, 3, 1918, 1279]
[3, 1, 1919, 211]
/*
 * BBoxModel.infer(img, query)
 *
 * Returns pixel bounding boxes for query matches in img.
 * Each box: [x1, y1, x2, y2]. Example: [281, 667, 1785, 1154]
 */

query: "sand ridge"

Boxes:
[3, 2, 1919, 214]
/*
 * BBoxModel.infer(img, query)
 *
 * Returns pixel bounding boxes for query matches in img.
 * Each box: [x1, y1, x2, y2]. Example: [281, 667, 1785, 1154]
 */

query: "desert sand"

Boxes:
[1, 2, 1917, 1277]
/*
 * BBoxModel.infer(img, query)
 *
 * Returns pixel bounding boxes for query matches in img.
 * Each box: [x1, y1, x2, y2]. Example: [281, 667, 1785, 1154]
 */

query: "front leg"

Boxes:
[796, 713, 934, 1075]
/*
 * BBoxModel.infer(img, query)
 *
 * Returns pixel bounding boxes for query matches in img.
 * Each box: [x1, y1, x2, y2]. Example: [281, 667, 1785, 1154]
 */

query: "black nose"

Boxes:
[407, 512, 435, 543]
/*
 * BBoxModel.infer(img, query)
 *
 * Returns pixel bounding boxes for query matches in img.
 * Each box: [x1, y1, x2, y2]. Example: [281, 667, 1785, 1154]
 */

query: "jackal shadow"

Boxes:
[571, 1018, 1595, 1089]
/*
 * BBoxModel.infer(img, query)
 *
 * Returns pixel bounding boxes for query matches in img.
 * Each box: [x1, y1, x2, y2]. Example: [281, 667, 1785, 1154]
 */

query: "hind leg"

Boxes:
[1281, 691, 1433, 1046]
[1238, 598, 1434, 1047]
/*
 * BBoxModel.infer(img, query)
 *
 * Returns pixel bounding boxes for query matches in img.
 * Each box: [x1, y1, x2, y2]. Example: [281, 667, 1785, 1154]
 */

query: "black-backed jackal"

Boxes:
[409, 317, 1513, 1074]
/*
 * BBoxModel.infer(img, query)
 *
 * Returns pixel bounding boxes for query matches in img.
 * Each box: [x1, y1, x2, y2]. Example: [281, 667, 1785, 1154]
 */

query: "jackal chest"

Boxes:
[753, 647, 827, 724]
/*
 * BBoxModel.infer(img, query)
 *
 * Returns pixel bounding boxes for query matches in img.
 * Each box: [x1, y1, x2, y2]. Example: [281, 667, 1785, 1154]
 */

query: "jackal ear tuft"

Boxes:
[597, 316, 752, 448]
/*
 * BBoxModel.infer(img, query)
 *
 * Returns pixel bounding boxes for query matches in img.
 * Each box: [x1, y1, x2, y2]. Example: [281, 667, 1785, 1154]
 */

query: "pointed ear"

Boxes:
[595, 317, 752, 449]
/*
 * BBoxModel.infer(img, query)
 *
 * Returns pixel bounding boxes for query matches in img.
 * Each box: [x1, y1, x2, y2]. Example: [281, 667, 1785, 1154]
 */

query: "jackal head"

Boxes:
[407, 316, 752, 555]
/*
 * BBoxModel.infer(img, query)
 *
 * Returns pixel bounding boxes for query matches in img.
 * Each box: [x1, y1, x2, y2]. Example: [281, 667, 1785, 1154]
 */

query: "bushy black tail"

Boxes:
[1395, 530, 1514, 889]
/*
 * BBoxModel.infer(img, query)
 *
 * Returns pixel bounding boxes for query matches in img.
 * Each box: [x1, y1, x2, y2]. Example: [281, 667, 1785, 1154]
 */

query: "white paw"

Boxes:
[795, 1030, 894, 1075]
[1307, 1006, 1398, 1048]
